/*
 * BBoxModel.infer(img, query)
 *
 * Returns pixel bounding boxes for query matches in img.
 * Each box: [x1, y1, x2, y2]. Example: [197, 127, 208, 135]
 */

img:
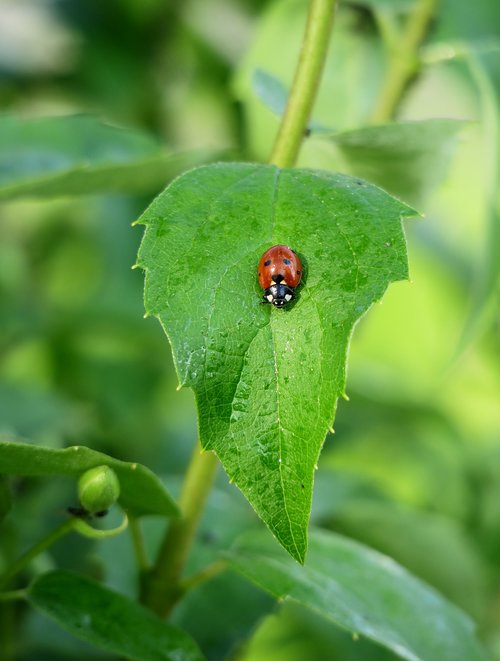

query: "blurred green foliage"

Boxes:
[0, 0, 499, 659]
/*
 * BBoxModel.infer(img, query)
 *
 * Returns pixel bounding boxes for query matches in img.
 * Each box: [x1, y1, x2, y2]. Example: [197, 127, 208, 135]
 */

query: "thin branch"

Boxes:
[0, 589, 26, 602]
[129, 516, 150, 572]
[0, 519, 75, 589]
[141, 441, 218, 616]
[178, 559, 227, 595]
[269, 0, 338, 168]
[370, 0, 439, 123]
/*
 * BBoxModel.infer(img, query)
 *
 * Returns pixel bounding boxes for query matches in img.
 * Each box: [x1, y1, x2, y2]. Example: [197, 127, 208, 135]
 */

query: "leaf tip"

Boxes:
[294, 545, 307, 565]
[401, 204, 422, 220]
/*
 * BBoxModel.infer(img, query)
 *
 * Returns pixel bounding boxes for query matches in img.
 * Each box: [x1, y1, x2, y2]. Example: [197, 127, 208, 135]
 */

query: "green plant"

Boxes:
[1, 0, 499, 660]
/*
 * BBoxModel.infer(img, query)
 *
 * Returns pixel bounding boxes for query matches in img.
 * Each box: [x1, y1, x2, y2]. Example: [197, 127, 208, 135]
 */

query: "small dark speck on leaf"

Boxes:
[200, 530, 216, 544]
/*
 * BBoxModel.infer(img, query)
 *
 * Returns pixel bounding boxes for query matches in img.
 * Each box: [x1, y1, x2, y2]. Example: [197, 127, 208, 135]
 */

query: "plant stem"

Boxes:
[0, 590, 26, 602]
[129, 516, 149, 572]
[269, 0, 338, 168]
[141, 441, 218, 616]
[178, 559, 227, 595]
[370, 0, 438, 123]
[0, 518, 75, 589]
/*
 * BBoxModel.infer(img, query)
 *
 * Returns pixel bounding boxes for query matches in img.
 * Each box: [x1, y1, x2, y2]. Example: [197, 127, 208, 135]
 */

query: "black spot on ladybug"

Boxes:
[264, 259, 272, 266]
[283, 258, 291, 265]
[272, 274, 284, 284]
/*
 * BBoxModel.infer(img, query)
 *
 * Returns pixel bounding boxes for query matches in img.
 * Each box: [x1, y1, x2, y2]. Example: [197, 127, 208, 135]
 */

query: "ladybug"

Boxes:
[258, 245, 302, 308]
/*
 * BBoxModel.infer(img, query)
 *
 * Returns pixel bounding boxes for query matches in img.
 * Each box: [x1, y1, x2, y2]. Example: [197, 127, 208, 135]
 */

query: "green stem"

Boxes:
[0, 597, 18, 661]
[72, 512, 128, 539]
[129, 516, 149, 572]
[373, 8, 399, 53]
[0, 518, 75, 589]
[269, 0, 338, 168]
[0, 590, 26, 602]
[370, 0, 438, 123]
[178, 559, 227, 595]
[141, 441, 218, 616]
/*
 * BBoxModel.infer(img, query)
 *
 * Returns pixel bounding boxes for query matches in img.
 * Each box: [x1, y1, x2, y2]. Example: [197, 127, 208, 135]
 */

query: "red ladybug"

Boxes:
[258, 245, 302, 308]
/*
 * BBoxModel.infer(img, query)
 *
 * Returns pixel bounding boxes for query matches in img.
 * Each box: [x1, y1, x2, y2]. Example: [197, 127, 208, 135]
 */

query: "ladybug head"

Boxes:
[263, 283, 295, 308]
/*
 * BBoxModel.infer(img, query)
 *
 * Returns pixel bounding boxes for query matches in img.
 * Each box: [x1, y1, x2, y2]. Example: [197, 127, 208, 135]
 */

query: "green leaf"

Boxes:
[0, 115, 218, 200]
[252, 68, 289, 116]
[331, 500, 485, 616]
[27, 571, 204, 661]
[455, 54, 500, 352]
[322, 120, 468, 205]
[226, 529, 486, 661]
[421, 39, 500, 66]
[0, 438, 178, 517]
[137, 162, 414, 561]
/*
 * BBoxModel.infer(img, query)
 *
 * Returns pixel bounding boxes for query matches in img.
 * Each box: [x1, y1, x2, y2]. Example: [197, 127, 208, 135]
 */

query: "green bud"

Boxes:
[78, 465, 120, 514]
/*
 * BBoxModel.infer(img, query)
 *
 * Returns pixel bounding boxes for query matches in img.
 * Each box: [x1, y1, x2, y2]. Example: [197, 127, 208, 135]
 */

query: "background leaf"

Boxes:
[252, 68, 289, 117]
[326, 499, 485, 616]
[27, 570, 204, 661]
[0, 115, 219, 200]
[0, 438, 178, 517]
[320, 120, 469, 205]
[137, 162, 414, 561]
[226, 529, 486, 661]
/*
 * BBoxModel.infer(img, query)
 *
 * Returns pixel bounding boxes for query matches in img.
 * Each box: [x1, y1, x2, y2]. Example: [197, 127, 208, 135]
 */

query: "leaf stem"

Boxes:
[71, 512, 129, 539]
[178, 559, 227, 595]
[370, 0, 438, 123]
[0, 589, 26, 602]
[269, 0, 338, 168]
[129, 516, 150, 571]
[0, 518, 75, 589]
[141, 441, 218, 616]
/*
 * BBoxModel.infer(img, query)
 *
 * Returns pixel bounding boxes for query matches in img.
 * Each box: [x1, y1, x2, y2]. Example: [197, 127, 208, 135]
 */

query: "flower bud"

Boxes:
[78, 465, 120, 514]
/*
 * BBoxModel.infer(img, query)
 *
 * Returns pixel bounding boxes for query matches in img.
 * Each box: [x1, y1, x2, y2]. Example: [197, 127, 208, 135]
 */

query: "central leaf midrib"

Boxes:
[268, 166, 302, 560]
[269, 325, 301, 560]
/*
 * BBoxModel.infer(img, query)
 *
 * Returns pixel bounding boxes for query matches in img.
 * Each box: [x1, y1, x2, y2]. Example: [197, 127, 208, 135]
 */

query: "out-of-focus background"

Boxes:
[0, 0, 499, 659]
